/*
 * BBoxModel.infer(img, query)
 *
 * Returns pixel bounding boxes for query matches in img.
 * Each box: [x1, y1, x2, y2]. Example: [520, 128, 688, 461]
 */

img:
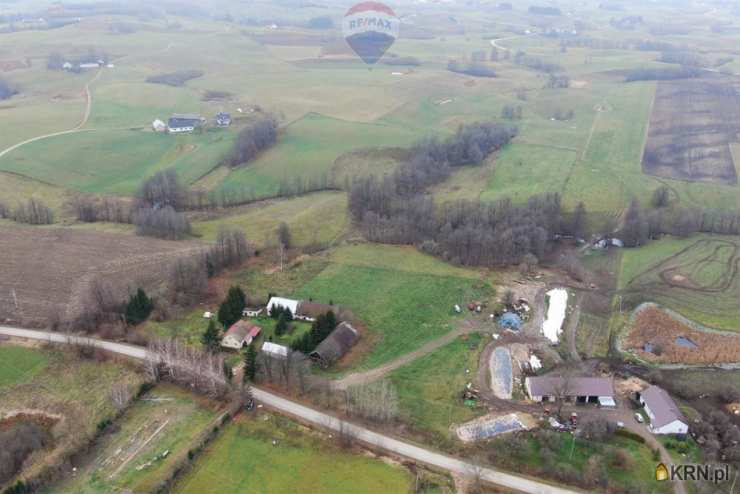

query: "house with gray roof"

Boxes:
[525, 376, 615, 406]
[639, 385, 689, 435]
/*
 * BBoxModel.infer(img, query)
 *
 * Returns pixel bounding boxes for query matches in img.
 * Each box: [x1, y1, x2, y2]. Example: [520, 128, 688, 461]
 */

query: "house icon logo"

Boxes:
[656, 463, 669, 481]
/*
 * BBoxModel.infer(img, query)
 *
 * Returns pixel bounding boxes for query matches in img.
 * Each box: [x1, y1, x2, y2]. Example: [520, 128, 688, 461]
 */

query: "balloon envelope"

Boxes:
[342, 2, 400, 64]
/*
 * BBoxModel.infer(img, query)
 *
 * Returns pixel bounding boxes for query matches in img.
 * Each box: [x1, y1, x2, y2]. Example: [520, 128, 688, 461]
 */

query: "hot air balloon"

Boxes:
[342, 2, 400, 65]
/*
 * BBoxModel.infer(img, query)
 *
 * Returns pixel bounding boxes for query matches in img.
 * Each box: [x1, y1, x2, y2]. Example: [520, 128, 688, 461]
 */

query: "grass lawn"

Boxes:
[174, 414, 413, 494]
[0, 345, 49, 389]
[492, 431, 672, 494]
[0, 129, 236, 195]
[619, 235, 740, 331]
[231, 257, 331, 304]
[389, 334, 486, 442]
[191, 191, 348, 248]
[293, 245, 492, 369]
[53, 384, 220, 494]
[214, 113, 424, 198]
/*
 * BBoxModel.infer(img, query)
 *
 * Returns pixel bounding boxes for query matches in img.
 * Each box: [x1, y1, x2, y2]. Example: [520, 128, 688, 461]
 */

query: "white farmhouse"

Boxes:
[266, 297, 300, 316]
[640, 385, 689, 435]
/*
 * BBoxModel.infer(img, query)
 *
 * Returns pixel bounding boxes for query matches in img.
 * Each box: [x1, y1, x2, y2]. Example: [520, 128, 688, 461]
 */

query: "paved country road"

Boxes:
[0, 326, 578, 494]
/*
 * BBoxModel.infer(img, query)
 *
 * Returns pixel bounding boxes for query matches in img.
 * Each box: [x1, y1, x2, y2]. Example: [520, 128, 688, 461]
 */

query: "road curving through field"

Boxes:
[0, 325, 579, 494]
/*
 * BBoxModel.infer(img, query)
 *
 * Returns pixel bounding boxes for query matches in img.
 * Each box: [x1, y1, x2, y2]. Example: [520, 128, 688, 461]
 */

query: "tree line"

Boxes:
[0, 199, 54, 225]
[446, 59, 497, 78]
[620, 195, 740, 247]
[625, 66, 701, 82]
[348, 123, 572, 267]
[221, 115, 278, 168]
[513, 50, 562, 73]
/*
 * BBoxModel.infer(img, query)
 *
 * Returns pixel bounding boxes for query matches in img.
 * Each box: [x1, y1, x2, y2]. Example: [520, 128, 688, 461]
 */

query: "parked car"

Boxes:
[616, 421, 625, 429]
[634, 412, 644, 423]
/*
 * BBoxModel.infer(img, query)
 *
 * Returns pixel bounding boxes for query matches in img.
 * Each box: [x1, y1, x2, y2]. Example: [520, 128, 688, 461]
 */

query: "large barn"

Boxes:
[525, 376, 615, 406]
[309, 322, 359, 368]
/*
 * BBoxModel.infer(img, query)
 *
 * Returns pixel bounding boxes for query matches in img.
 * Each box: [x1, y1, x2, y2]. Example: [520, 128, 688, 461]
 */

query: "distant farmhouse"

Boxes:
[167, 113, 205, 133]
[639, 385, 689, 435]
[215, 112, 232, 127]
[309, 322, 359, 368]
[525, 376, 616, 407]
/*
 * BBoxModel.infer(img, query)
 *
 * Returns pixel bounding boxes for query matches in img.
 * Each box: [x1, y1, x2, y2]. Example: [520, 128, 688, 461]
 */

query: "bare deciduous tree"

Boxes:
[109, 383, 132, 410]
[346, 380, 399, 423]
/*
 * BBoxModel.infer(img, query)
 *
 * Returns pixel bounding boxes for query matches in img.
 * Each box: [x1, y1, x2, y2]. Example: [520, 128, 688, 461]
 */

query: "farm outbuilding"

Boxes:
[309, 322, 359, 368]
[497, 312, 523, 331]
[215, 112, 232, 127]
[261, 341, 289, 359]
[525, 376, 615, 405]
[266, 297, 300, 316]
[222, 321, 261, 349]
[639, 385, 689, 435]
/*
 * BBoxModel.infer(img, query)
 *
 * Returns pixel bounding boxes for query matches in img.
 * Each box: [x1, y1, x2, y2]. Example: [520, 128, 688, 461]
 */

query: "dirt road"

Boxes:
[566, 292, 584, 362]
[0, 69, 101, 161]
[0, 325, 578, 494]
[332, 319, 488, 390]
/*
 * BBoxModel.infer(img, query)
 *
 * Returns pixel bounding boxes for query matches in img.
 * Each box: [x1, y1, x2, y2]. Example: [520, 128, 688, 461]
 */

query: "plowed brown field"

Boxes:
[626, 305, 740, 364]
[0, 225, 202, 327]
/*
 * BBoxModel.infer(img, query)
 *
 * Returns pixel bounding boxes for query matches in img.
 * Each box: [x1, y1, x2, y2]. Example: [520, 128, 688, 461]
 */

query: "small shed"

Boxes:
[243, 307, 263, 317]
[497, 312, 523, 331]
[215, 112, 232, 127]
[309, 322, 359, 368]
[152, 119, 167, 132]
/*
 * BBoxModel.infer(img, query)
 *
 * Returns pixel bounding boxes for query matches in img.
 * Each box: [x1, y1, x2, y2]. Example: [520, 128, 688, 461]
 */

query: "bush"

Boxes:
[146, 69, 204, 87]
[134, 206, 191, 240]
[12, 199, 53, 225]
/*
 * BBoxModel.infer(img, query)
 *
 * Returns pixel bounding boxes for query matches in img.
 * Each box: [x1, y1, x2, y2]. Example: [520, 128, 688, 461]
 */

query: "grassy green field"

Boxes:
[0, 129, 236, 195]
[620, 235, 740, 331]
[174, 414, 413, 494]
[490, 432, 671, 494]
[0, 345, 49, 388]
[293, 245, 493, 369]
[53, 385, 220, 494]
[192, 191, 348, 247]
[212, 113, 424, 198]
[389, 334, 486, 441]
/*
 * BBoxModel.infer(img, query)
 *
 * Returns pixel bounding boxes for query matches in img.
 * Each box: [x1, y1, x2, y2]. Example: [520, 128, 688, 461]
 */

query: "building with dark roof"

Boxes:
[309, 322, 359, 368]
[639, 385, 689, 435]
[525, 376, 615, 406]
[215, 112, 232, 127]
[167, 114, 204, 133]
